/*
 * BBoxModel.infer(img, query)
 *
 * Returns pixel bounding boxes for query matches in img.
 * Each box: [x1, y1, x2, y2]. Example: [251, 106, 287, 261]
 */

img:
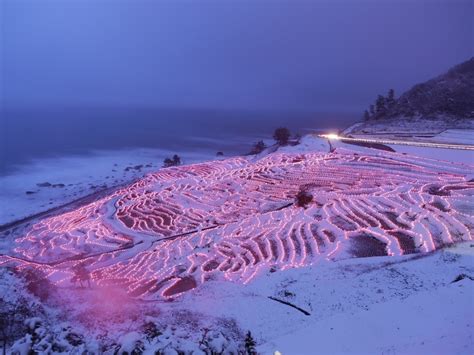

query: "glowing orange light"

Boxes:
[322, 133, 340, 140]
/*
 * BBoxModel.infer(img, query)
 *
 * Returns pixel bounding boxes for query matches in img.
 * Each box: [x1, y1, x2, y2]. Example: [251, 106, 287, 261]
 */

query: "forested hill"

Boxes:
[363, 57, 474, 122]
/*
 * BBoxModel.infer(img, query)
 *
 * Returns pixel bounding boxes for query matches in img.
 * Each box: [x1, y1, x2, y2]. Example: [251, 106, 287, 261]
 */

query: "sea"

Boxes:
[0, 107, 357, 175]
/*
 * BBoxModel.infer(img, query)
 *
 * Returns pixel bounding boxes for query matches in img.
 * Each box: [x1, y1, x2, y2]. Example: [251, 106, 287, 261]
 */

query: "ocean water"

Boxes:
[0, 107, 357, 175]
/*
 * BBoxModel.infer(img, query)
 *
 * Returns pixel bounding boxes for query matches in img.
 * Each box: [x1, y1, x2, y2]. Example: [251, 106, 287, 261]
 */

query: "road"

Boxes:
[317, 133, 474, 151]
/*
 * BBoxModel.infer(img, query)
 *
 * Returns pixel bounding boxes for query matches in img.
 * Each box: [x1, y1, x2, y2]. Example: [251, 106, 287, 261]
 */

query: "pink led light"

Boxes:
[2, 152, 472, 299]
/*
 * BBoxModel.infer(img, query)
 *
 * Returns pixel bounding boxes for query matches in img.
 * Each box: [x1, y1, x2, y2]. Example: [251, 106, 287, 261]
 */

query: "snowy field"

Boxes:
[343, 118, 474, 137]
[0, 134, 473, 353]
[0, 148, 219, 226]
[338, 128, 474, 164]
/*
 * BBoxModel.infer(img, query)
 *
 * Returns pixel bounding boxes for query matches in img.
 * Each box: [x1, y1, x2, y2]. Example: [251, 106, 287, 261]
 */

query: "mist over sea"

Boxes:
[0, 107, 357, 175]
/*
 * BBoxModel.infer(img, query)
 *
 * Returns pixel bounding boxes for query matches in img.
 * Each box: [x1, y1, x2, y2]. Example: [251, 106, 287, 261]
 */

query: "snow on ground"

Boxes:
[347, 128, 474, 148]
[343, 117, 474, 136]
[5, 241, 472, 353]
[319, 129, 473, 165]
[328, 137, 473, 165]
[386, 144, 473, 165]
[277, 135, 330, 154]
[271, 281, 473, 354]
[256, 243, 474, 354]
[0, 148, 218, 226]
[0, 133, 473, 353]
[427, 129, 474, 145]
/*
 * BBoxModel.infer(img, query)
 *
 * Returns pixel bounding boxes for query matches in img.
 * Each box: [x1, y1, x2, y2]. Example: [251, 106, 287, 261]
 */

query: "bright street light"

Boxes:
[322, 133, 340, 140]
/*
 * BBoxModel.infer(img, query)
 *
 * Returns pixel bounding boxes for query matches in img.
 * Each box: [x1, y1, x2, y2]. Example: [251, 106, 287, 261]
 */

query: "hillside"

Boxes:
[389, 57, 474, 119]
[347, 57, 474, 134]
[0, 135, 473, 353]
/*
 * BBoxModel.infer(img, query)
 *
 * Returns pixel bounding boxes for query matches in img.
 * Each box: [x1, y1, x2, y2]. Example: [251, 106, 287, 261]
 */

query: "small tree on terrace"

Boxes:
[295, 188, 313, 208]
[172, 154, 181, 165]
[163, 154, 182, 168]
[273, 127, 291, 146]
[250, 140, 267, 155]
[163, 158, 173, 167]
[71, 264, 91, 288]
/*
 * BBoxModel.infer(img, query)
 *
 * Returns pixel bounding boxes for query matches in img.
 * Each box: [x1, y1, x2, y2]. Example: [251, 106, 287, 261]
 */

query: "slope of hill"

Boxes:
[389, 57, 474, 119]
[0, 135, 473, 353]
[347, 57, 474, 134]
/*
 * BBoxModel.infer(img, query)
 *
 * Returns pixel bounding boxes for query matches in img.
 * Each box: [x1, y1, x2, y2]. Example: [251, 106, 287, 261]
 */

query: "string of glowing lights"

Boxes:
[0, 151, 472, 299]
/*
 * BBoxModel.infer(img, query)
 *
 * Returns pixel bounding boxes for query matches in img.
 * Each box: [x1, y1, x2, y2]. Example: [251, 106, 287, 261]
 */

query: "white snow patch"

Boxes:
[0, 148, 216, 226]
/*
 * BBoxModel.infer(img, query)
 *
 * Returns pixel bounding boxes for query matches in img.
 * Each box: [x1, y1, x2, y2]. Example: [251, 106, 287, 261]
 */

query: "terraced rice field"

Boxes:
[1, 149, 473, 299]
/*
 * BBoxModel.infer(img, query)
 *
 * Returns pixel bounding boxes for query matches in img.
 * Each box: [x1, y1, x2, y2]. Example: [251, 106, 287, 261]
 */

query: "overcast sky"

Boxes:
[2, 0, 473, 112]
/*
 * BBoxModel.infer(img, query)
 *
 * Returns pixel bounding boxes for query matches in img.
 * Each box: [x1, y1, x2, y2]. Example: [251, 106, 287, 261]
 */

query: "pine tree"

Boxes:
[244, 331, 257, 355]
[386, 89, 396, 109]
[363, 110, 370, 121]
[375, 95, 387, 118]
[369, 104, 375, 116]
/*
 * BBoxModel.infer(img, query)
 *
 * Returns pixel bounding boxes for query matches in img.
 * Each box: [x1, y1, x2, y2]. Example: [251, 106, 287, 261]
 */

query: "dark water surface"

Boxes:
[0, 107, 356, 174]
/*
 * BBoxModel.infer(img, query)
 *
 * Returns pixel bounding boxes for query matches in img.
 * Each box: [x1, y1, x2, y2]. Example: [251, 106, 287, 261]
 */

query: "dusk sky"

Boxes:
[2, 0, 473, 112]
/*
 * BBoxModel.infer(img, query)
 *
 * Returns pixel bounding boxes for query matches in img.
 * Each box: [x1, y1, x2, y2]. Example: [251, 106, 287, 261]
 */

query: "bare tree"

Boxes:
[71, 264, 91, 288]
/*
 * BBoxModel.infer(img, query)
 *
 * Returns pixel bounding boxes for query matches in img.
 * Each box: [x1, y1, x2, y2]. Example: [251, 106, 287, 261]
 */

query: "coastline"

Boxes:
[0, 147, 221, 227]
